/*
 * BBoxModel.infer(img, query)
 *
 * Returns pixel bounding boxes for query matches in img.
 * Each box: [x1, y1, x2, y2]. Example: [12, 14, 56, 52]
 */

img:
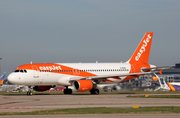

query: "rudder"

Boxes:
[128, 32, 153, 64]
[0, 75, 6, 86]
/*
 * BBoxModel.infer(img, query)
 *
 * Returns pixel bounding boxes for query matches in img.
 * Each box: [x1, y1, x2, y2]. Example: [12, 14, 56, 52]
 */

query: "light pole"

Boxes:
[0, 58, 2, 76]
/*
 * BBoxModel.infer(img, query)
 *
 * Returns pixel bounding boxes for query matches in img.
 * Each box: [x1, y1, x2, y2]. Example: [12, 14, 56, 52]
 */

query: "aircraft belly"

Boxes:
[100, 76, 126, 84]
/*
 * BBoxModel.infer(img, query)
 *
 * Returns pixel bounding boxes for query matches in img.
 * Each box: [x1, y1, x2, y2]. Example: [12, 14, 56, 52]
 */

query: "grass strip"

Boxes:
[0, 107, 180, 115]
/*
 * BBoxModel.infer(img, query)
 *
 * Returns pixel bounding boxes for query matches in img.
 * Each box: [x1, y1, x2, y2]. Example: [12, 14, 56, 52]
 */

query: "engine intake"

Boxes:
[73, 80, 94, 92]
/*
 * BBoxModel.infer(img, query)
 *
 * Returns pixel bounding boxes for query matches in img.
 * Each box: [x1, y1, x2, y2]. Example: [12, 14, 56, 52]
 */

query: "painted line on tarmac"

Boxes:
[0, 107, 35, 109]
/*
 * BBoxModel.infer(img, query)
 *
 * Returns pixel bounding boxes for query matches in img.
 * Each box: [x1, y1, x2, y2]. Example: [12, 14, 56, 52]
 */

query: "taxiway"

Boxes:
[1, 94, 180, 113]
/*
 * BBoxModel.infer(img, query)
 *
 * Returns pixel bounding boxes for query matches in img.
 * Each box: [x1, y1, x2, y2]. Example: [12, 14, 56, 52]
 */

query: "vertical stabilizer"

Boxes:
[128, 32, 153, 64]
[0, 75, 6, 86]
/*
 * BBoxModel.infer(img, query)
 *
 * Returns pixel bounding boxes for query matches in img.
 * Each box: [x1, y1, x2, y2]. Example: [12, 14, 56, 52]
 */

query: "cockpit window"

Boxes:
[14, 69, 27, 73]
[15, 70, 20, 72]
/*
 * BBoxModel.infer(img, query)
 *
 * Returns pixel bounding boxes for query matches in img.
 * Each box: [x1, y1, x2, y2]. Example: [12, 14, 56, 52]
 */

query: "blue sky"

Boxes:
[0, 0, 180, 74]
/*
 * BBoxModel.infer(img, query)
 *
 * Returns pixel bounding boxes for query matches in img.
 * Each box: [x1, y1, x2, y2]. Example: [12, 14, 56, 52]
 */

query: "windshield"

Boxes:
[14, 69, 27, 73]
[160, 79, 165, 84]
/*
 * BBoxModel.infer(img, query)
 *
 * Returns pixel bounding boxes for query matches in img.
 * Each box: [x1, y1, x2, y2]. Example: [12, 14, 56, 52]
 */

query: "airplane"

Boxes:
[97, 84, 121, 92]
[7, 32, 169, 95]
[167, 82, 180, 91]
[154, 76, 180, 91]
[151, 70, 180, 91]
[0, 75, 6, 86]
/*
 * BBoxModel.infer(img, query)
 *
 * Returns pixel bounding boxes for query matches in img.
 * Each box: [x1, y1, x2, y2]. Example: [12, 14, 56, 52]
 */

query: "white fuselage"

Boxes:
[8, 63, 131, 86]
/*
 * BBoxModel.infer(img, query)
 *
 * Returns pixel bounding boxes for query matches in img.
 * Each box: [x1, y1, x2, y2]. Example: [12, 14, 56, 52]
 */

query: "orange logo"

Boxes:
[73, 69, 80, 75]
[135, 34, 151, 61]
[39, 65, 62, 70]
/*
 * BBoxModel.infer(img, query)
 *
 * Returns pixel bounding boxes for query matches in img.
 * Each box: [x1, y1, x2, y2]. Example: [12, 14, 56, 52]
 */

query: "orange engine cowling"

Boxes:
[73, 80, 93, 92]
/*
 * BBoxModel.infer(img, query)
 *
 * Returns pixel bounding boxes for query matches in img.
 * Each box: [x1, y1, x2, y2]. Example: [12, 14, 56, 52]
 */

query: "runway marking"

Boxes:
[0, 101, 29, 105]
[0, 99, 40, 105]
[0, 107, 35, 109]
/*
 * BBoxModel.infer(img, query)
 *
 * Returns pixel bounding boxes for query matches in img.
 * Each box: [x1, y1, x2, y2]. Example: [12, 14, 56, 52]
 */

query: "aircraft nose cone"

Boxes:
[7, 73, 16, 84]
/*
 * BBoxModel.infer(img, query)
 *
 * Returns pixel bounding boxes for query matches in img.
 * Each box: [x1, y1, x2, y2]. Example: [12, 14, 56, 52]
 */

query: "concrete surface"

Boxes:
[0, 94, 180, 117]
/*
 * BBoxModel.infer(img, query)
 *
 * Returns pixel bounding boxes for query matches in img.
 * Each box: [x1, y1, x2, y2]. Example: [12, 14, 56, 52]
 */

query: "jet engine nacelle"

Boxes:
[73, 80, 94, 92]
[33, 86, 53, 91]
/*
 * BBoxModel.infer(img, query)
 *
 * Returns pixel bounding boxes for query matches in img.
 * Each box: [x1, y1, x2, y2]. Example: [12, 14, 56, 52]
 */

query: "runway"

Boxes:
[1, 94, 180, 113]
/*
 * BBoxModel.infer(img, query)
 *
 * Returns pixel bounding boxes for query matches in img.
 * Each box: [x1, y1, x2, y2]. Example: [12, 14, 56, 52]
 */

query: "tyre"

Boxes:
[90, 89, 99, 95]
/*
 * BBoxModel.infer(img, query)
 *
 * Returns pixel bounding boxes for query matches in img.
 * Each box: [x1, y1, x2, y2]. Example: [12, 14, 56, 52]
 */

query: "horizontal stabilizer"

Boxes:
[142, 66, 173, 72]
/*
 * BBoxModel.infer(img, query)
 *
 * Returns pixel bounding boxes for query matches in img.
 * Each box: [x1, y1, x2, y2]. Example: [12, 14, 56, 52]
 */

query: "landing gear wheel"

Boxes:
[63, 89, 72, 94]
[27, 91, 32, 96]
[30, 92, 32, 96]
[90, 89, 99, 95]
[27, 86, 33, 96]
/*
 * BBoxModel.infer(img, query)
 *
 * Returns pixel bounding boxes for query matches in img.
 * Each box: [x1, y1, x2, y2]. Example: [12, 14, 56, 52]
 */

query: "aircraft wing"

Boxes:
[69, 66, 173, 83]
[69, 72, 152, 82]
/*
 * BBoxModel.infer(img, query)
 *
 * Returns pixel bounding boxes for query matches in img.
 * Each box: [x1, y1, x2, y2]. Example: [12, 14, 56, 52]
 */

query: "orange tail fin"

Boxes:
[128, 32, 153, 64]
[0, 75, 6, 86]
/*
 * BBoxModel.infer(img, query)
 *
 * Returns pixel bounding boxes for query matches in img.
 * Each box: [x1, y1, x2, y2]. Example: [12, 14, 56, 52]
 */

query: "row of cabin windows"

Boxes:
[40, 69, 129, 72]
[14, 69, 129, 73]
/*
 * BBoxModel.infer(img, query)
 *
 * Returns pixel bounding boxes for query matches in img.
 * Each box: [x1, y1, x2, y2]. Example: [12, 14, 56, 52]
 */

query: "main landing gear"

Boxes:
[63, 87, 99, 95]
[90, 89, 99, 95]
[63, 86, 72, 94]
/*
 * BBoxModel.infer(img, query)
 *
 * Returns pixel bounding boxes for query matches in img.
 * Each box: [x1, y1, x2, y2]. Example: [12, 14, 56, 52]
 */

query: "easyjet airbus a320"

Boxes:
[7, 32, 165, 95]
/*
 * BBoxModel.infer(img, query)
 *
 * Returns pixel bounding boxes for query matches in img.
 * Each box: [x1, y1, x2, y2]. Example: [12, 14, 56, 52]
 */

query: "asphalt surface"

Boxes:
[1, 93, 180, 117]
[1, 114, 180, 118]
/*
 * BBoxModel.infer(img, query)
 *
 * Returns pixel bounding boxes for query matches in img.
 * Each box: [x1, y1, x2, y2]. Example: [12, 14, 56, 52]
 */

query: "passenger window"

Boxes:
[24, 70, 27, 73]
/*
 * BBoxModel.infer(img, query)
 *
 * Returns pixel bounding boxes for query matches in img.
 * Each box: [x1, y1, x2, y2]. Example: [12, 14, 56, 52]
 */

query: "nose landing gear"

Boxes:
[27, 86, 33, 96]
[27, 91, 32, 95]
